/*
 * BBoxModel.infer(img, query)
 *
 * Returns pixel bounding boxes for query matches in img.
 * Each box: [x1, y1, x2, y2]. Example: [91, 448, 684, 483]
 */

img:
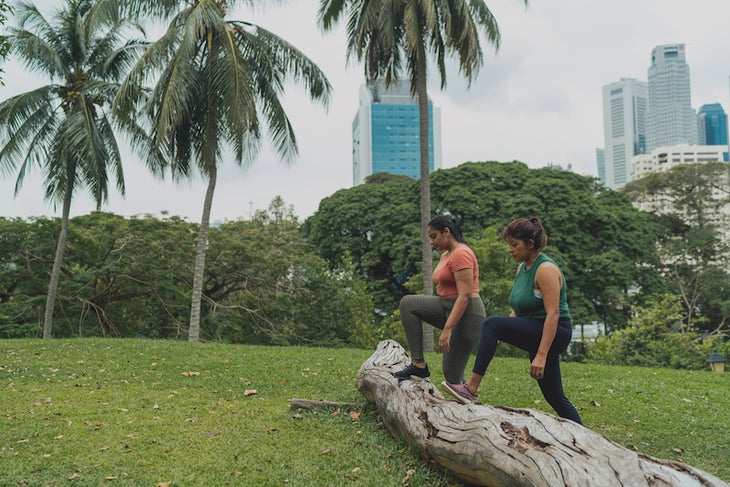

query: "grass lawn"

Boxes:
[1, 338, 728, 486]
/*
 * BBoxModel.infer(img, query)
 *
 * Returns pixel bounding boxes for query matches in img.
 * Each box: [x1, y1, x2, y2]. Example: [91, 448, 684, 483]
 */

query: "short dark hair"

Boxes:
[428, 215, 466, 243]
[501, 217, 548, 249]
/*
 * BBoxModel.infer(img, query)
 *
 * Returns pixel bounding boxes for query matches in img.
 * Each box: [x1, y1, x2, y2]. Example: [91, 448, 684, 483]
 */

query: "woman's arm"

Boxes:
[530, 262, 562, 379]
[438, 267, 474, 352]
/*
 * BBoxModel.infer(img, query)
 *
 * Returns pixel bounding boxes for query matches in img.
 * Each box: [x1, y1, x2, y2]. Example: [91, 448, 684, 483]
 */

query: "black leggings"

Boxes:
[473, 315, 582, 424]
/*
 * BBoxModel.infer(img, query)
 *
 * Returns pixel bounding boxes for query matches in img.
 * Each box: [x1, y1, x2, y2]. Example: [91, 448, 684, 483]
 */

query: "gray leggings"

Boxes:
[399, 295, 485, 383]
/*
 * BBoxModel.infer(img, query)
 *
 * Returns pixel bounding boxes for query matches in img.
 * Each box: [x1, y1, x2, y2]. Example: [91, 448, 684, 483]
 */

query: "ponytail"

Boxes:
[428, 214, 466, 243]
[501, 216, 548, 249]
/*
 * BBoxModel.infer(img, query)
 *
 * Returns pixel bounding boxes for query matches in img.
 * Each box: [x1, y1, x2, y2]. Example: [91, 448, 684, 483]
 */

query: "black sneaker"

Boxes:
[392, 364, 430, 380]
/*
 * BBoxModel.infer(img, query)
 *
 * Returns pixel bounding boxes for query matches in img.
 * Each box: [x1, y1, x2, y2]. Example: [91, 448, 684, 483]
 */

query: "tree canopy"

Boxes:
[0, 202, 373, 346]
[305, 161, 661, 330]
[623, 162, 730, 332]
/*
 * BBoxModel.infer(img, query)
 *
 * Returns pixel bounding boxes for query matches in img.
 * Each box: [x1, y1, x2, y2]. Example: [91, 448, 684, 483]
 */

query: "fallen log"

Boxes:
[357, 339, 728, 487]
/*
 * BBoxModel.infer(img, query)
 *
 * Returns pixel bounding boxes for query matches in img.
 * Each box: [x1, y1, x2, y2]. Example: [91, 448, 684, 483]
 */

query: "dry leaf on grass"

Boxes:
[181, 371, 200, 377]
[349, 410, 361, 421]
[402, 468, 416, 484]
[244, 389, 257, 396]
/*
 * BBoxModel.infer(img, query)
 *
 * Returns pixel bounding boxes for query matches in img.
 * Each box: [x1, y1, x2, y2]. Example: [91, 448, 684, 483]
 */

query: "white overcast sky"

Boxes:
[1, 0, 730, 222]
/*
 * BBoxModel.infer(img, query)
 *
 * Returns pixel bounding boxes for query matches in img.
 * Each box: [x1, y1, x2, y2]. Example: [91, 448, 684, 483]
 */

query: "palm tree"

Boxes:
[114, 0, 331, 341]
[319, 0, 523, 350]
[0, 1, 11, 84]
[0, 0, 148, 338]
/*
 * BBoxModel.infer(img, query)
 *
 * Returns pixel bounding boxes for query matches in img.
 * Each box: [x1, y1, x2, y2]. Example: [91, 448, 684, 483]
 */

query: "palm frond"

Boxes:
[318, 0, 350, 31]
[9, 28, 65, 79]
[237, 22, 332, 106]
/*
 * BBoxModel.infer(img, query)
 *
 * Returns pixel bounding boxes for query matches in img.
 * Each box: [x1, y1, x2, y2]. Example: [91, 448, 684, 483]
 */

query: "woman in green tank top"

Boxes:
[442, 217, 583, 424]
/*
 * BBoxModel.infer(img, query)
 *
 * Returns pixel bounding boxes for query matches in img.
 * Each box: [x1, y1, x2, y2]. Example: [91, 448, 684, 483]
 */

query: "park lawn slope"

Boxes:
[0, 338, 728, 485]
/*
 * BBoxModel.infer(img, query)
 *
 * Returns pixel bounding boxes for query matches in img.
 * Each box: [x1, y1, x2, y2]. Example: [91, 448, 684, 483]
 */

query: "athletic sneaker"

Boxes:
[441, 381, 478, 404]
[392, 364, 430, 380]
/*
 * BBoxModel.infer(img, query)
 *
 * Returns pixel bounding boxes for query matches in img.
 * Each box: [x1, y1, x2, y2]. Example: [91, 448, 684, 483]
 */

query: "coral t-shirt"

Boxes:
[432, 244, 480, 296]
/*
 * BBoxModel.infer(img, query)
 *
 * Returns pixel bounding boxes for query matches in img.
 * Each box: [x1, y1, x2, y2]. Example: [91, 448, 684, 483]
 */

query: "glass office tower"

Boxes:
[352, 81, 441, 186]
[646, 44, 696, 151]
[697, 103, 728, 145]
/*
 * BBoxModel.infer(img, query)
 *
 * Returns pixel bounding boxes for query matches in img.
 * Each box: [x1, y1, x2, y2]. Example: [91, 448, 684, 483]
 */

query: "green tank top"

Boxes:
[508, 253, 571, 319]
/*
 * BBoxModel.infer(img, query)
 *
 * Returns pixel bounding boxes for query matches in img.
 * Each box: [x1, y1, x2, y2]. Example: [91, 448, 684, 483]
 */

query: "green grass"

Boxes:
[1, 339, 728, 486]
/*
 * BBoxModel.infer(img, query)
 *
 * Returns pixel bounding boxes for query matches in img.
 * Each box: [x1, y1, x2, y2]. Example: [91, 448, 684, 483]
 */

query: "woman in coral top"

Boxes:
[393, 215, 485, 386]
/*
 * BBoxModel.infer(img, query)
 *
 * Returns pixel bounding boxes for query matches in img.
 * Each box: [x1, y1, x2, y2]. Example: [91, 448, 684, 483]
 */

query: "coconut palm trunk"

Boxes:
[42, 187, 72, 338]
[188, 164, 217, 342]
[416, 51, 434, 352]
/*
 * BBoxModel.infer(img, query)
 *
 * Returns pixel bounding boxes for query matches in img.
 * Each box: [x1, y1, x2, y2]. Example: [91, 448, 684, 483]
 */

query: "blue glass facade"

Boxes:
[698, 103, 728, 145]
[370, 104, 435, 179]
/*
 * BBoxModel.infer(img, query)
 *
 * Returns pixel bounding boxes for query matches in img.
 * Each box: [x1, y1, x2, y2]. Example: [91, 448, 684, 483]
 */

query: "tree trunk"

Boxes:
[357, 340, 728, 487]
[188, 165, 217, 342]
[416, 50, 434, 353]
[43, 188, 73, 339]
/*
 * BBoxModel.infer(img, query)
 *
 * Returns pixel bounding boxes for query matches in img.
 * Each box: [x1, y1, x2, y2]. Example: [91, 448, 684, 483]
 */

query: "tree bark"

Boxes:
[188, 164, 217, 342]
[416, 50, 434, 353]
[43, 186, 73, 339]
[357, 340, 728, 487]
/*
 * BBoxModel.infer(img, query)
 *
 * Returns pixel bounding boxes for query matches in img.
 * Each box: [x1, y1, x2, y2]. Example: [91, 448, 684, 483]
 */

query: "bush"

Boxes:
[586, 324, 729, 370]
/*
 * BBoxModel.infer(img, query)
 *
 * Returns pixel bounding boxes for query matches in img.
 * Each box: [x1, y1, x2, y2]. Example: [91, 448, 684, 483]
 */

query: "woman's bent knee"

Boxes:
[399, 294, 418, 313]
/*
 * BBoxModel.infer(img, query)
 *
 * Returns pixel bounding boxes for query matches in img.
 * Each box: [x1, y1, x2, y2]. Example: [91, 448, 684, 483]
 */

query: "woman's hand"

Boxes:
[438, 328, 452, 352]
[530, 355, 546, 380]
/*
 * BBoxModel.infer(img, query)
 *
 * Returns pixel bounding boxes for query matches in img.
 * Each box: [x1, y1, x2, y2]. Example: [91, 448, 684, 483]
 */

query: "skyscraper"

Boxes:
[646, 44, 696, 150]
[352, 81, 441, 186]
[595, 148, 605, 185]
[697, 103, 728, 145]
[601, 78, 647, 189]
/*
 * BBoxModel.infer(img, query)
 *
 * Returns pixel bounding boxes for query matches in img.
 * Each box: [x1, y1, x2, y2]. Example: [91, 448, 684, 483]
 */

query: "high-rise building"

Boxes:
[601, 78, 647, 189]
[352, 81, 441, 186]
[697, 103, 728, 145]
[646, 44, 696, 151]
[630, 144, 730, 253]
[632, 144, 729, 182]
[595, 148, 606, 185]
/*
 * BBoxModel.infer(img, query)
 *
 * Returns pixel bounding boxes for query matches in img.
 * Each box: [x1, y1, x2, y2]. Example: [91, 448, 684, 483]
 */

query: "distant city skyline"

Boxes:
[2, 1, 730, 221]
[600, 43, 729, 189]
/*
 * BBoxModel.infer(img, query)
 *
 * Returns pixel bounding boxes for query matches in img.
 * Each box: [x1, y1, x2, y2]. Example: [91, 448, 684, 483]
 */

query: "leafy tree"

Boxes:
[623, 162, 730, 332]
[115, 0, 332, 342]
[1, 205, 374, 346]
[304, 173, 420, 316]
[587, 293, 729, 370]
[469, 226, 513, 316]
[0, 216, 58, 337]
[319, 0, 520, 351]
[0, 0, 147, 338]
[195, 197, 375, 346]
[307, 161, 660, 330]
[0, 212, 197, 338]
